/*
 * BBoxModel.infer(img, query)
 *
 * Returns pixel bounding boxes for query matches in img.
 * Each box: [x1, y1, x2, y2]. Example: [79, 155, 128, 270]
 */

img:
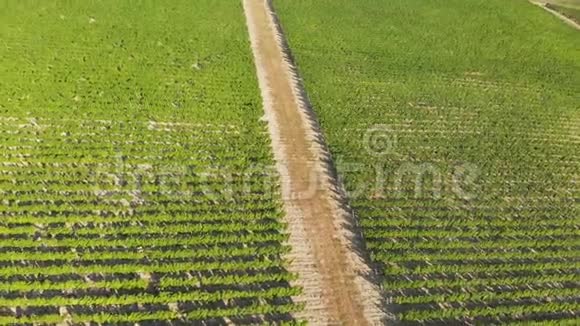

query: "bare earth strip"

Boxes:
[243, 0, 389, 324]
[531, 1, 580, 29]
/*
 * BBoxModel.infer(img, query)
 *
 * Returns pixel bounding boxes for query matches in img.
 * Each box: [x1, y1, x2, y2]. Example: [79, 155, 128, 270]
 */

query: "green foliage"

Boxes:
[275, 0, 579, 323]
[0, 0, 301, 324]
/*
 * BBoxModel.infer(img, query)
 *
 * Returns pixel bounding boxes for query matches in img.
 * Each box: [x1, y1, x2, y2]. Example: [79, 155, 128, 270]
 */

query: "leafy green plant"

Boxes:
[275, 0, 579, 322]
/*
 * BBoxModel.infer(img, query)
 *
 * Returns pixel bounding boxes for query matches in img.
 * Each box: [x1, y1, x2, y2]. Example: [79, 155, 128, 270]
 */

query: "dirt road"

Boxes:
[243, 0, 387, 324]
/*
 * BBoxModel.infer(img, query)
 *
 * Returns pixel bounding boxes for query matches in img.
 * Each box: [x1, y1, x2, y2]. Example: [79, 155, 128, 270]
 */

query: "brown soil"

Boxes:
[545, 3, 580, 24]
[243, 0, 374, 324]
[530, 1, 580, 29]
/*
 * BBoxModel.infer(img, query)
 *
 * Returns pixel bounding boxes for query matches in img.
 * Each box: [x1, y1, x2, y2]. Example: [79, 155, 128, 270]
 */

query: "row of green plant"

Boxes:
[275, 0, 579, 322]
[0, 0, 302, 323]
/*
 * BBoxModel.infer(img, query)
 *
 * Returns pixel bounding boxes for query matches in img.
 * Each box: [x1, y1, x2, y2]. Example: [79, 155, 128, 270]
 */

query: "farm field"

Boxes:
[274, 0, 580, 324]
[0, 0, 302, 325]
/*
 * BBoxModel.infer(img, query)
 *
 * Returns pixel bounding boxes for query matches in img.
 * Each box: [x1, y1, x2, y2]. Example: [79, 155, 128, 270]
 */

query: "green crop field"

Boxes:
[1, 0, 579, 324]
[274, 0, 579, 324]
[0, 0, 302, 324]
